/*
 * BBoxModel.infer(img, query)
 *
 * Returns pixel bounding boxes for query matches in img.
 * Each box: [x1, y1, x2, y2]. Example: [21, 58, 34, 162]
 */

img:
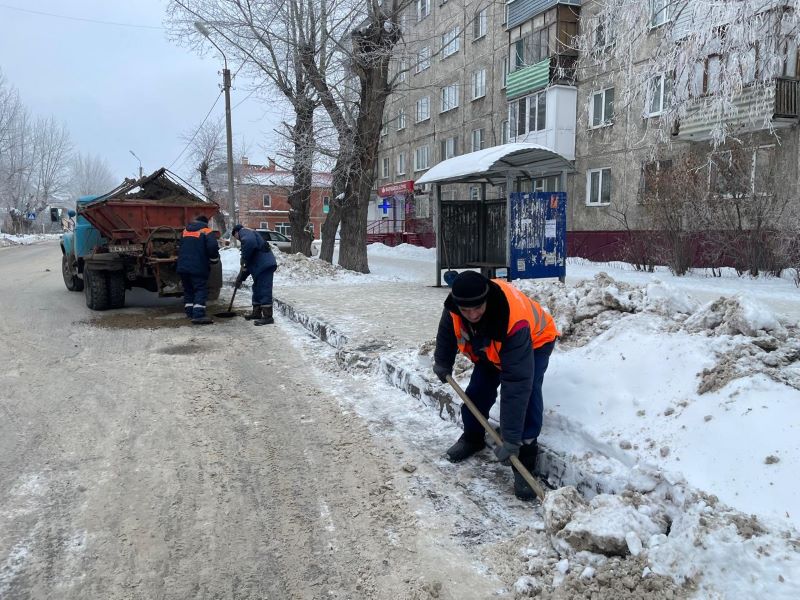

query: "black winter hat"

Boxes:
[451, 271, 490, 307]
[196, 215, 209, 224]
[232, 224, 243, 236]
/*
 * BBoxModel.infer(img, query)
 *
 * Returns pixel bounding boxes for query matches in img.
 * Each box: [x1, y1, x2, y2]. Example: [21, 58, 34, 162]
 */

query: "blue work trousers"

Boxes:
[251, 266, 276, 306]
[462, 341, 554, 441]
[181, 273, 209, 318]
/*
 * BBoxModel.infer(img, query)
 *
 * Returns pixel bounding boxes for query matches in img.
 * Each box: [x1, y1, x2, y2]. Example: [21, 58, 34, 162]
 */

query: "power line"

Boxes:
[0, 3, 163, 30]
[169, 90, 223, 170]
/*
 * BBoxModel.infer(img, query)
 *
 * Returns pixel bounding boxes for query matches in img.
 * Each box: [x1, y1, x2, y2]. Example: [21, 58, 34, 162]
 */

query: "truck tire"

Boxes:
[62, 253, 84, 292]
[207, 260, 223, 301]
[108, 271, 126, 309]
[84, 268, 110, 311]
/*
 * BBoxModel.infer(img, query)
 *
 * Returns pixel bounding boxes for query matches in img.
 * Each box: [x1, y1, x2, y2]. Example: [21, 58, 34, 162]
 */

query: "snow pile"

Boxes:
[0, 233, 59, 247]
[274, 250, 360, 284]
[367, 242, 435, 261]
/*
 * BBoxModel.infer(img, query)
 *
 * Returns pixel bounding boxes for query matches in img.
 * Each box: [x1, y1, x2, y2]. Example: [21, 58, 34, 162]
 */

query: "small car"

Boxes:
[256, 229, 292, 253]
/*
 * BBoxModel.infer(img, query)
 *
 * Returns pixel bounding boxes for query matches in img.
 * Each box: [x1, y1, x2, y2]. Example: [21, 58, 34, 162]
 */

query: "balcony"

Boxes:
[506, 55, 577, 101]
[673, 77, 799, 141]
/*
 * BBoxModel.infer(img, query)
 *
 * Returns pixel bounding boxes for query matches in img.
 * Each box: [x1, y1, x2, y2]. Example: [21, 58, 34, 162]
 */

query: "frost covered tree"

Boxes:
[180, 117, 229, 232]
[578, 0, 800, 143]
[69, 153, 117, 197]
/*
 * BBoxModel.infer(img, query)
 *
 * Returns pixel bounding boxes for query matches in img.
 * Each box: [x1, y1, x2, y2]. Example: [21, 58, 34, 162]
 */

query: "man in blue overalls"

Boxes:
[176, 215, 220, 324]
[232, 224, 278, 325]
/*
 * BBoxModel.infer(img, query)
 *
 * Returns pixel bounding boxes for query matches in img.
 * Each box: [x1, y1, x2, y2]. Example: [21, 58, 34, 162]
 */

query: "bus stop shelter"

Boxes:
[415, 143, 574, 287]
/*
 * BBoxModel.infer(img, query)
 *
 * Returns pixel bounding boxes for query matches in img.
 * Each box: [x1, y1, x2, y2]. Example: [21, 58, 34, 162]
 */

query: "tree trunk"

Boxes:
[288, 98, 315, 256]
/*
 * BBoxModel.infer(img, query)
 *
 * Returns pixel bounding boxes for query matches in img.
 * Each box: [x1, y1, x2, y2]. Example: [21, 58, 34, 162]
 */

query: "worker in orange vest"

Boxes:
[176, 215, 220, 325]
[433, 271, 559, 500]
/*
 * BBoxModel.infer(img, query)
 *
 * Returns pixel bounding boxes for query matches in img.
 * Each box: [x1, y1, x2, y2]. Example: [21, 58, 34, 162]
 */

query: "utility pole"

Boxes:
[195, 21, 236, 232]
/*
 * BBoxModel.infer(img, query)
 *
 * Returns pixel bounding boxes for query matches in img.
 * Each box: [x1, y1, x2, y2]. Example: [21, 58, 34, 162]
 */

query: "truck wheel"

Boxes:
[207, 260, 223, 301]
[108, 271, 126, 309]
[84, 268, 110, 311]
[62, 254, 84, 292]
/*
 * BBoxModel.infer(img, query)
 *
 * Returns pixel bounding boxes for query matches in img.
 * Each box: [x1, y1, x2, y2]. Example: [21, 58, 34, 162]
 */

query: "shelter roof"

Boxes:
[415, 143, 573, 186]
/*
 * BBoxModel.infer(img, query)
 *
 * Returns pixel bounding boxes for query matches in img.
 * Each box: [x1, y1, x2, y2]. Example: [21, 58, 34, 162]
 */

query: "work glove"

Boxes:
[432, 363, 452, 384]
[493, 441, 521, 466]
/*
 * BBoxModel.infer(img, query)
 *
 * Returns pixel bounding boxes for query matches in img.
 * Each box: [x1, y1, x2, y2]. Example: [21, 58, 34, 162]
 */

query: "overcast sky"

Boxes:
[0, 1, 285, 185]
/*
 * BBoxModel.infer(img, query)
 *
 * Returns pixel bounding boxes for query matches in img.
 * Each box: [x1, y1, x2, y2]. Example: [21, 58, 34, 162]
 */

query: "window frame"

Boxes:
[416, 0, 430, 22]
[646, 73, 668, 116]
[381, 157, 390, 179]
[473, 8, 488, 40]
[416, 96, 431, 122]
[415, 47, 431, 73]
[440, 136, 458, 160]
[259, 221, 268, 229]
[414, 145, 430, 171]
[397, 152, 406, 176]
[262, 193, 271, 208]
[471, 128, 485, 152]
[440, 83, 459, 113]
[397, 108, 406, 130]
[586, 168, 612, 206]
[441, 26, 461, 58]
[590, 87, 615, 128]
[649, 0, 670, 29]
[471, 68, 486, 100]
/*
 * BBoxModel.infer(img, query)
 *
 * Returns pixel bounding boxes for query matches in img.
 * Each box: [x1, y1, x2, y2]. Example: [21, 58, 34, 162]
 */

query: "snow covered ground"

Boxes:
[0, 233, 61, 247]
[223, 243, 800, 598]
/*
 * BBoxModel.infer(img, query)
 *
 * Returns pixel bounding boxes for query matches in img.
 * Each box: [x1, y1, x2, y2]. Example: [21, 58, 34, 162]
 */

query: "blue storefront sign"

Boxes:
[508, 192, 566, 280]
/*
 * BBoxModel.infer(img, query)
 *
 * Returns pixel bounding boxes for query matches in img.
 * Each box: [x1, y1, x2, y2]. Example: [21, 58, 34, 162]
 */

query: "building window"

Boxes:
[416, 0, 430, 22]
[471, 128, 485, 152]
[397, 108, 406, 130]
[323, 196, 330, 213]
[510, 91, 547, 137]
[381, 115, 388, 137]
[587, 168, 612, 205]
[590, 88, 615, 127]
[259, 221, 268, 229]
[471, 69, 486, 100]
[501, 57, 509, 88]
[501, 119, 509, 144]
[382, 157, 390, 179]
[473, 8, 488, 40]
[397, 152, 406, 175]
[416, 96, 430, 122]
[414, 146, 430, 171]
[649, 0, 670, 28]
[415, 47, 431, 73]
[262, 194, 271, 207]
[514, 26, 552, 70]
[595, 13, 615, 49]
[398, 59, 407, 82]
[440, 84, 459, 112]
[440, 136, 458, 160]
[276, 222, 291, 236]
[647, 74, 668, 116]
[469, 186, 480, 201]
[441, 27, 460, 58]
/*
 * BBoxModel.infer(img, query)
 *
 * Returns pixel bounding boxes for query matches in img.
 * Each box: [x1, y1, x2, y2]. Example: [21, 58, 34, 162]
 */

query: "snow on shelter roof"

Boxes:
[415, 143, 573, 187]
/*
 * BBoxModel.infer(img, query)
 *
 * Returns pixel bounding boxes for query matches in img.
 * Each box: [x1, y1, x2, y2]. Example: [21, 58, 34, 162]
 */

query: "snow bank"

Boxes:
[0, 233, 60, 247]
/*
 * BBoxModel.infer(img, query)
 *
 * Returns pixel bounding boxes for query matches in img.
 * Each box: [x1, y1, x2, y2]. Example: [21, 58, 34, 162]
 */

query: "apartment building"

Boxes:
[377, 0, 800, 260]
[372, 0, 511, 237]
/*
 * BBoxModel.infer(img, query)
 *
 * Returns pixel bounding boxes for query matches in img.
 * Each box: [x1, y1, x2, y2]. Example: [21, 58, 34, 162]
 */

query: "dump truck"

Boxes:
[61, 168, 223, 310]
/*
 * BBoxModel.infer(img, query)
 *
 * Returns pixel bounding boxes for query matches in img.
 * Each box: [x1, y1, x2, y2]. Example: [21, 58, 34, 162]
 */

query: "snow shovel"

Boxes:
[440, 225, 458, 287]
[446, 374, 546, 503]
[214, 274, 242, 318]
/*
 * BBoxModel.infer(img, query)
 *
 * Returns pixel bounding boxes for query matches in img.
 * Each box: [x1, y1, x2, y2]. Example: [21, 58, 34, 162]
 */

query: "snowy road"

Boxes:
[0, 242, 505, 599]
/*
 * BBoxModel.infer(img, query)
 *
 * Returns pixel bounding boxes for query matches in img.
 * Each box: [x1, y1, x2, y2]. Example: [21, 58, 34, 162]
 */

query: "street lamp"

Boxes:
[195, 20, 236, 232]
[129, 150, 143, 179]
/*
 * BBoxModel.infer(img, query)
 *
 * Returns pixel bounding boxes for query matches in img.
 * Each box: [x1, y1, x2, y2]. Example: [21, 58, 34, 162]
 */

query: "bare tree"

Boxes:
[298, 0, 410, 272]
[180, 117, 228, 231]
[70, 152, 117, 197]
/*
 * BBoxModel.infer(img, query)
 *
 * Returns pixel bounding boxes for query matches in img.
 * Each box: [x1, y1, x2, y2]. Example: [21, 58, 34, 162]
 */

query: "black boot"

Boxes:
[254, 305, 274, 326]
[244, 304, 262, 320]
[512, 441, 539, 501]
[446, 432, 486, 463]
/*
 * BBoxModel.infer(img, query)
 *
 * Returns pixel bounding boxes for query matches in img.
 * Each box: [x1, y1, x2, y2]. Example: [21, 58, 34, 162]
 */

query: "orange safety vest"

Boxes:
[182, 226, 213, 238]
[451, 279, 559, 368]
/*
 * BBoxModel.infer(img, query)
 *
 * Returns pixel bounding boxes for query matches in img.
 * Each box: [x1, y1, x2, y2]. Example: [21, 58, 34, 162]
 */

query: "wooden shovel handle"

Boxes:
[446, 375, 546, 502]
